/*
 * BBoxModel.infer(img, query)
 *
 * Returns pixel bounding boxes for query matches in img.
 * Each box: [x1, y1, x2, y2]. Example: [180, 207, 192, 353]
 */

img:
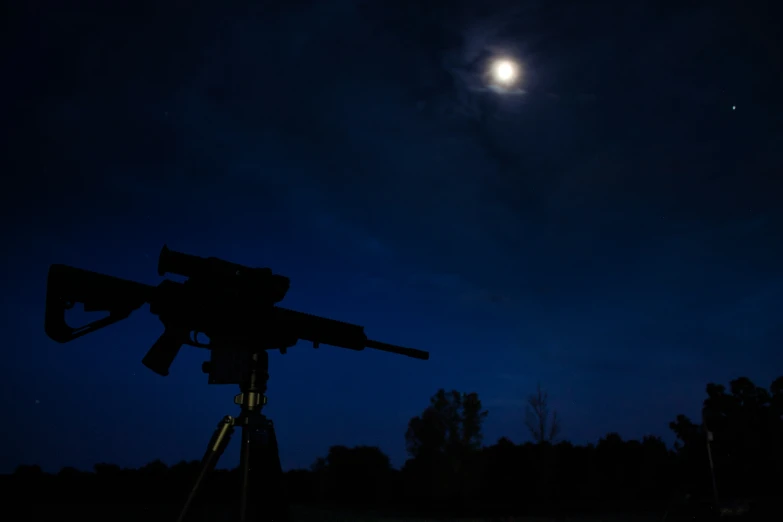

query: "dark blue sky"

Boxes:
[3, 0, 782, 473]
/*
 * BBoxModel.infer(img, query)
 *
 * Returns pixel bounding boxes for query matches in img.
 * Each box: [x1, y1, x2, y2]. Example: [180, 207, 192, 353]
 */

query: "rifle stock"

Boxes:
[45, 264, 151, 343]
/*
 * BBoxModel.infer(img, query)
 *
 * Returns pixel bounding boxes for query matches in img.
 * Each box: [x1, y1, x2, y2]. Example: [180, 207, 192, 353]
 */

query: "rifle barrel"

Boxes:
[366, 339, 429, 360]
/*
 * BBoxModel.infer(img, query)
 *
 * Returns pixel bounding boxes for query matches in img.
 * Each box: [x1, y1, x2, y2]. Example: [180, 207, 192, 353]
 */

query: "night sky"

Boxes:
[3, 1, 782, 474]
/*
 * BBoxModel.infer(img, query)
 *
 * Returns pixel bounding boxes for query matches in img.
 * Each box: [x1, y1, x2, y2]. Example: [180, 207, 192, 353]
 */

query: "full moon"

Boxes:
[491, 59, 518, 85]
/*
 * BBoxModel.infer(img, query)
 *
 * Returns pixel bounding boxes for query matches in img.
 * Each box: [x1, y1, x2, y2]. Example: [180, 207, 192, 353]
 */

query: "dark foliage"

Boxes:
[6, 378, 781, 521]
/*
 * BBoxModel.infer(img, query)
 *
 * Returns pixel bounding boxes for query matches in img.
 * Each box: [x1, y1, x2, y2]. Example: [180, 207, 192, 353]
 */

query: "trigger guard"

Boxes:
[191, 331, 211, 348]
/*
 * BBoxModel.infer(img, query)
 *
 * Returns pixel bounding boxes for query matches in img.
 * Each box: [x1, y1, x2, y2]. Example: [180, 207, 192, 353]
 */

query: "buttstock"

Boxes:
[44, 264, 153, 343]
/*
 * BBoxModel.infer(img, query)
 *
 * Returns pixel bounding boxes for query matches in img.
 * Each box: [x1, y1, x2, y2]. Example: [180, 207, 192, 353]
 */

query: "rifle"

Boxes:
[45, 245, 429, 379]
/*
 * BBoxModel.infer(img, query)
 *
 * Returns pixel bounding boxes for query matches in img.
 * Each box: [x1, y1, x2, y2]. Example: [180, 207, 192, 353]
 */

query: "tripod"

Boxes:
[176, 349, 288, 522]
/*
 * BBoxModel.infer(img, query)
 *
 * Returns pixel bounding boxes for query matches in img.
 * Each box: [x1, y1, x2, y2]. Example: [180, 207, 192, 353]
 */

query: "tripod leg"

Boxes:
[264, 420, 289, 522]
[239, 421, 254, 522]
[238, 416, 289, 522]
[176, 415, 235, 522]
[239, 418, 274, 522]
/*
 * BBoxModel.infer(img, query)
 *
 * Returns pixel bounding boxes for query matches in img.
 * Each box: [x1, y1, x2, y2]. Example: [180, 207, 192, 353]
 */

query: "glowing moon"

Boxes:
[491, 59, 519, 85]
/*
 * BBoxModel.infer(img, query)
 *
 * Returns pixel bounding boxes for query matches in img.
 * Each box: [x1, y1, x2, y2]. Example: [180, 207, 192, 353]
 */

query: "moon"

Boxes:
[491, 59, 519, 86]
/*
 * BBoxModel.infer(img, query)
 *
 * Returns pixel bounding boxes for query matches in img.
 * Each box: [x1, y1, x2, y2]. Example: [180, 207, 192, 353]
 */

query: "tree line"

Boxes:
[6, 375, 782, 519]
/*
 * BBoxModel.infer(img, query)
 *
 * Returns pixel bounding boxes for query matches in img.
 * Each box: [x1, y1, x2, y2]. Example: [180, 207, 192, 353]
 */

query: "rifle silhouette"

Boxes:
[43, 245, 428, 522]
[45, 245, 428, 377]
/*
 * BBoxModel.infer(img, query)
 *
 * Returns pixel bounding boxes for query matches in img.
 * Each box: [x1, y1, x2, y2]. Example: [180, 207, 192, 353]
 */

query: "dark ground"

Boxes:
[24, 505, 663, 522]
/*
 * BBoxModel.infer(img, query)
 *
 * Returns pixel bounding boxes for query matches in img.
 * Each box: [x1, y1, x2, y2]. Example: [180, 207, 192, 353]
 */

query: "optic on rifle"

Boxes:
[158, 245, 290, 304]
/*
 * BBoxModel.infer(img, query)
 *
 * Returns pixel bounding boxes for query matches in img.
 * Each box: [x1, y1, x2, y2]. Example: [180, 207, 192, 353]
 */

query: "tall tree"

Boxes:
[405, 389, 488, 506]
[405, 389, 488, 458]
[525, 383, 561, 443]
[670, 376, 783, 499]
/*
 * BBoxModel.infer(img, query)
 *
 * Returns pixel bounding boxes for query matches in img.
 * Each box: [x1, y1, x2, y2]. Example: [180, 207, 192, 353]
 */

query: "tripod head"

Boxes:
[45, 246, 429, 383]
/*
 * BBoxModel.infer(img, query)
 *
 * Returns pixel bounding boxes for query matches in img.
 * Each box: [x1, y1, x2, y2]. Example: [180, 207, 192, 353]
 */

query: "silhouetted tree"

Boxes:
[57, 466, 81, 478]
[93, 462, 121, 476]
[404, 389, 488, 510]
[405, 389, 488, 458]
[525, 382, 560, 443]
[637, 435, 673, 509]
[13, 464, 43, 477]
[312, 445, 394, 506]
[670, 375, 783, 501]
[311, 456, 327, 472]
